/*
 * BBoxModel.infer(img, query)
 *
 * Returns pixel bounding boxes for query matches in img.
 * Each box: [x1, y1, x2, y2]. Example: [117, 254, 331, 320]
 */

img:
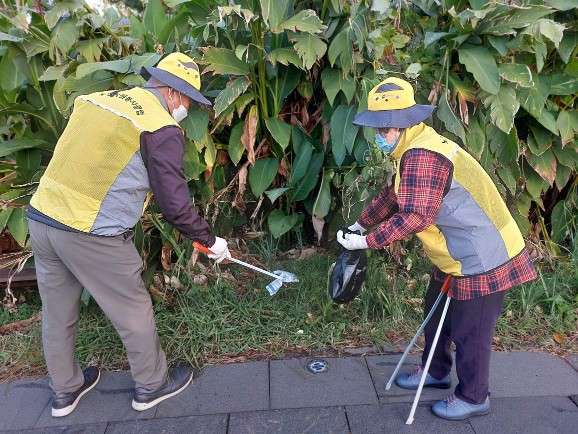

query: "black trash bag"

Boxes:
[328, 231, 368, 304]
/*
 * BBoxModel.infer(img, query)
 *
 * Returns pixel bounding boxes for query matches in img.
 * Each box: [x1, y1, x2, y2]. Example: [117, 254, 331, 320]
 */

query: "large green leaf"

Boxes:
[268, 48, 303, 69]
[213, 76, 250, 117]
[265, 188, 290, 204]
[458, 45, 500, 95]
[182, 106, 210, 142]
[465, 117, 485, 160]
[480, 6, 554, 34]
[0, 31, 22, 42]
[330, 105, 359, 166]
[0, 139, 48, 158]
[268, 209, 299, 238]
[525, 19, 565, 48]
[527, 148, 557, 186]
[7, 208, 28, 247]
[553, 144, 577, 169]
[547, 73, 578, 95]
[321, 68, 356, 106]
[0, 47, 27, 91]
[274, 10, 325, 34]
[292, 152, 324, 201]
[183, 141, 206, 181]
[249, 158, 279, 197]
[558, 31, 577, 64]
[143, 0, 169, 39]
[436, 92, 466, 143]
[39, 65, 67, 82]
[291, 33, 327, 69]
[518, 75, 548, 119]
[557, 110, 578, 146]
[328, 27, 353, 74]
[265, 118, 292, 151]
[528, 125, 552, 156]
[75, 53, 161, 79]
[260, 0, 290, 30]
[228, 122, 245, 166]
[49, 19, 79, 63]
[203, 48, 251, 76]
[312, 169, 334, 219]
[290, 141, 313, 184]
[498, 64, 533, 87]
[483, 85, 520, 133]
[424, 32, 450, 47]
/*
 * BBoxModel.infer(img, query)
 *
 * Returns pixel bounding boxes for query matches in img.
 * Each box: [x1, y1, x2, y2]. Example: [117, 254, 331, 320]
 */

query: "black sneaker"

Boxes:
[52, 367, 101, 417]
[132, 364, 193, 411]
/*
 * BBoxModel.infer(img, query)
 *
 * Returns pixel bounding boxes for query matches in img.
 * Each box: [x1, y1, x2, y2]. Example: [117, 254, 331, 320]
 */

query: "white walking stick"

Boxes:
[406, 293, 451, 425]
[385, 290, 445, 390]
[386, 275, 452, 391]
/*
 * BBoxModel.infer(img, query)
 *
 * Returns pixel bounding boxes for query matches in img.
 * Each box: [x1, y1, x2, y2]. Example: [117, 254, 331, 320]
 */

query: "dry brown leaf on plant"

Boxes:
[241, 105, 258, 165]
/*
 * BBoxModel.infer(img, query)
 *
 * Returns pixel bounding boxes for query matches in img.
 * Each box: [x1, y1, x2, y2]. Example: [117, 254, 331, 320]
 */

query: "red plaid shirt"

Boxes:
[358, 149, 537, 300]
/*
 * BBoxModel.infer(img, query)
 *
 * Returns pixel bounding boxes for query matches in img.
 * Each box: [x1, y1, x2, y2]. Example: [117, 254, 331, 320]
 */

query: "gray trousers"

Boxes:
[28, 219, 168, 395]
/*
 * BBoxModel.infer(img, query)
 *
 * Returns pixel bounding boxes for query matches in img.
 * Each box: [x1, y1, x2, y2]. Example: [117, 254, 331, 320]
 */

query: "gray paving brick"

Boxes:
[7, 423, 107, 433]
[469, 396, 578, 434]
[367, 351, 578, 403]
[229, 407, 349, 434]
[566, 354, 578, 372]
[488, 351, 578, 397]
[0, 377, 52, 430]
[346, 403, 475, 434]
[34, 371, 155, 428]
[155, 361, 268, 418]
[270, 357, 378, 409]
[105, 414, 227, 434]
[366, 354, 458, 404]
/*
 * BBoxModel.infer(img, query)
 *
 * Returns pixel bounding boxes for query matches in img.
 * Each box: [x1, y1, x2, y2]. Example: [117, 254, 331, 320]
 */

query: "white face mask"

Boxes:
[170, 91, 188, 123]
[171, 104, 188, 123]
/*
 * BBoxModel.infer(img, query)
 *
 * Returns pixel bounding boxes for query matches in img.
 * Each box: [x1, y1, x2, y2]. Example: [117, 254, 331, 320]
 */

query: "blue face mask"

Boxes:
[375, 132, 398, 153]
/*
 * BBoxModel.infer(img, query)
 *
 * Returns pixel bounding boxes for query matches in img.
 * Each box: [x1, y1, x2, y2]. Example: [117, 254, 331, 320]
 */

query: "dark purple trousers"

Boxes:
[422, 272, 505, 404]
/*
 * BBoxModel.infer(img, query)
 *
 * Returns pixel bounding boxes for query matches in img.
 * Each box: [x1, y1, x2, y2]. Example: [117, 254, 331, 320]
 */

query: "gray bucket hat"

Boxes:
[353, 78, 434, 129]
[140, 52, 212, 107]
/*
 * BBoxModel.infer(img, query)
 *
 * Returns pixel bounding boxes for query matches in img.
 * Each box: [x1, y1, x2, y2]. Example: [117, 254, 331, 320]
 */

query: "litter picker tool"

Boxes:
[384, 275, 452, 425]
[193, 242, 298, 295]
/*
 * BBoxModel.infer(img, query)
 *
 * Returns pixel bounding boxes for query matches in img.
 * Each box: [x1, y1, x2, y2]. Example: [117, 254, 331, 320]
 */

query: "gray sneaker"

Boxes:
[432, 393, 490, 420]
[132, 364, 193, 411]
[52, 367, 101, 417]
[394, 366, 451, 390]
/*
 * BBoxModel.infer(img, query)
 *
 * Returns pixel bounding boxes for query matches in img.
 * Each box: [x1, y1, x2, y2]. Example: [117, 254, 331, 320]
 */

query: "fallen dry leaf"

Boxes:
[553, 332, 566, 345]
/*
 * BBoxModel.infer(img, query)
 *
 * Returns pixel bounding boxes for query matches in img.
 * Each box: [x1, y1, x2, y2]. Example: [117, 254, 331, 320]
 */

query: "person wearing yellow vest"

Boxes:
[27, 53, 230, 417]
[337, 78, 537, 420]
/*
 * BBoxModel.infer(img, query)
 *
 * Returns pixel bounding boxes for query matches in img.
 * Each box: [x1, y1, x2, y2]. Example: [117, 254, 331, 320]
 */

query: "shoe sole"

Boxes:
[432, 407, 490, 421]
[52, 370, 101, 418]
[132, 372, 193, 412]
[394, 382, 452, 390]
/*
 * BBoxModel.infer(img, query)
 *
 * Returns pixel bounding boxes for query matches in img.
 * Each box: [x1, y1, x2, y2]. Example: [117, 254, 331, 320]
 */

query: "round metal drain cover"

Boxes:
[306, 359, 328, 374]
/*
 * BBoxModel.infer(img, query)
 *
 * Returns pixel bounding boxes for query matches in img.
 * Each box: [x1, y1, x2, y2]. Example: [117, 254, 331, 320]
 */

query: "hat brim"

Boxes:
[141, 66, 212, 107]
[353, 104, 435, 128]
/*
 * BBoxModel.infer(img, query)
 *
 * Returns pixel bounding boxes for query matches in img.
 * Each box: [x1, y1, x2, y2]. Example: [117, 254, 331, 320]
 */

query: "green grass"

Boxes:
[1, 243, 577, 381]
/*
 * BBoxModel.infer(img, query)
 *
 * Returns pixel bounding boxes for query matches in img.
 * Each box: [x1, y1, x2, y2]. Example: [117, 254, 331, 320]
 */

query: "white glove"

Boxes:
[347, 221, 366, 234]
[337, 230, 368, 250]
[208, 237, 231, 263]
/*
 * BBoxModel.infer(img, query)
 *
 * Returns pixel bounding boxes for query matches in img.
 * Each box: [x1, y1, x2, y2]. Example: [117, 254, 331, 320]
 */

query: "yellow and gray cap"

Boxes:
[140, 52, 211, 107]
[353, 77, 434, 128]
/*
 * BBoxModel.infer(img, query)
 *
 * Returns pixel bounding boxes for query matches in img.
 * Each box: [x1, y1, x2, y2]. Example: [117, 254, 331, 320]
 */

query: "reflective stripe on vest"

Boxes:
[391, 123, 525, 276]
[30, 88, 178, 234]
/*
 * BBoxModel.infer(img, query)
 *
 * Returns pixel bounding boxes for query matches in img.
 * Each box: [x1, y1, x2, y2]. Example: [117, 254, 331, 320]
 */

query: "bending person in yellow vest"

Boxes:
[337, 78, 537, 421]
[27, 53, 230, 417]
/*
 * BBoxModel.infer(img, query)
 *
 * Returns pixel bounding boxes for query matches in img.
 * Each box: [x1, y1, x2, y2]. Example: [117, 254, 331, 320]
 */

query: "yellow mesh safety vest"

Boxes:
[391, 123, 525, 276]
[31, 88, 178, 233]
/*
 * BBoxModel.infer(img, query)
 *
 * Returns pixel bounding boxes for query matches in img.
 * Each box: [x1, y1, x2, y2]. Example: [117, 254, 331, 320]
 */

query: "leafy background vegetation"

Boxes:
[0, 1, 576, 376]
